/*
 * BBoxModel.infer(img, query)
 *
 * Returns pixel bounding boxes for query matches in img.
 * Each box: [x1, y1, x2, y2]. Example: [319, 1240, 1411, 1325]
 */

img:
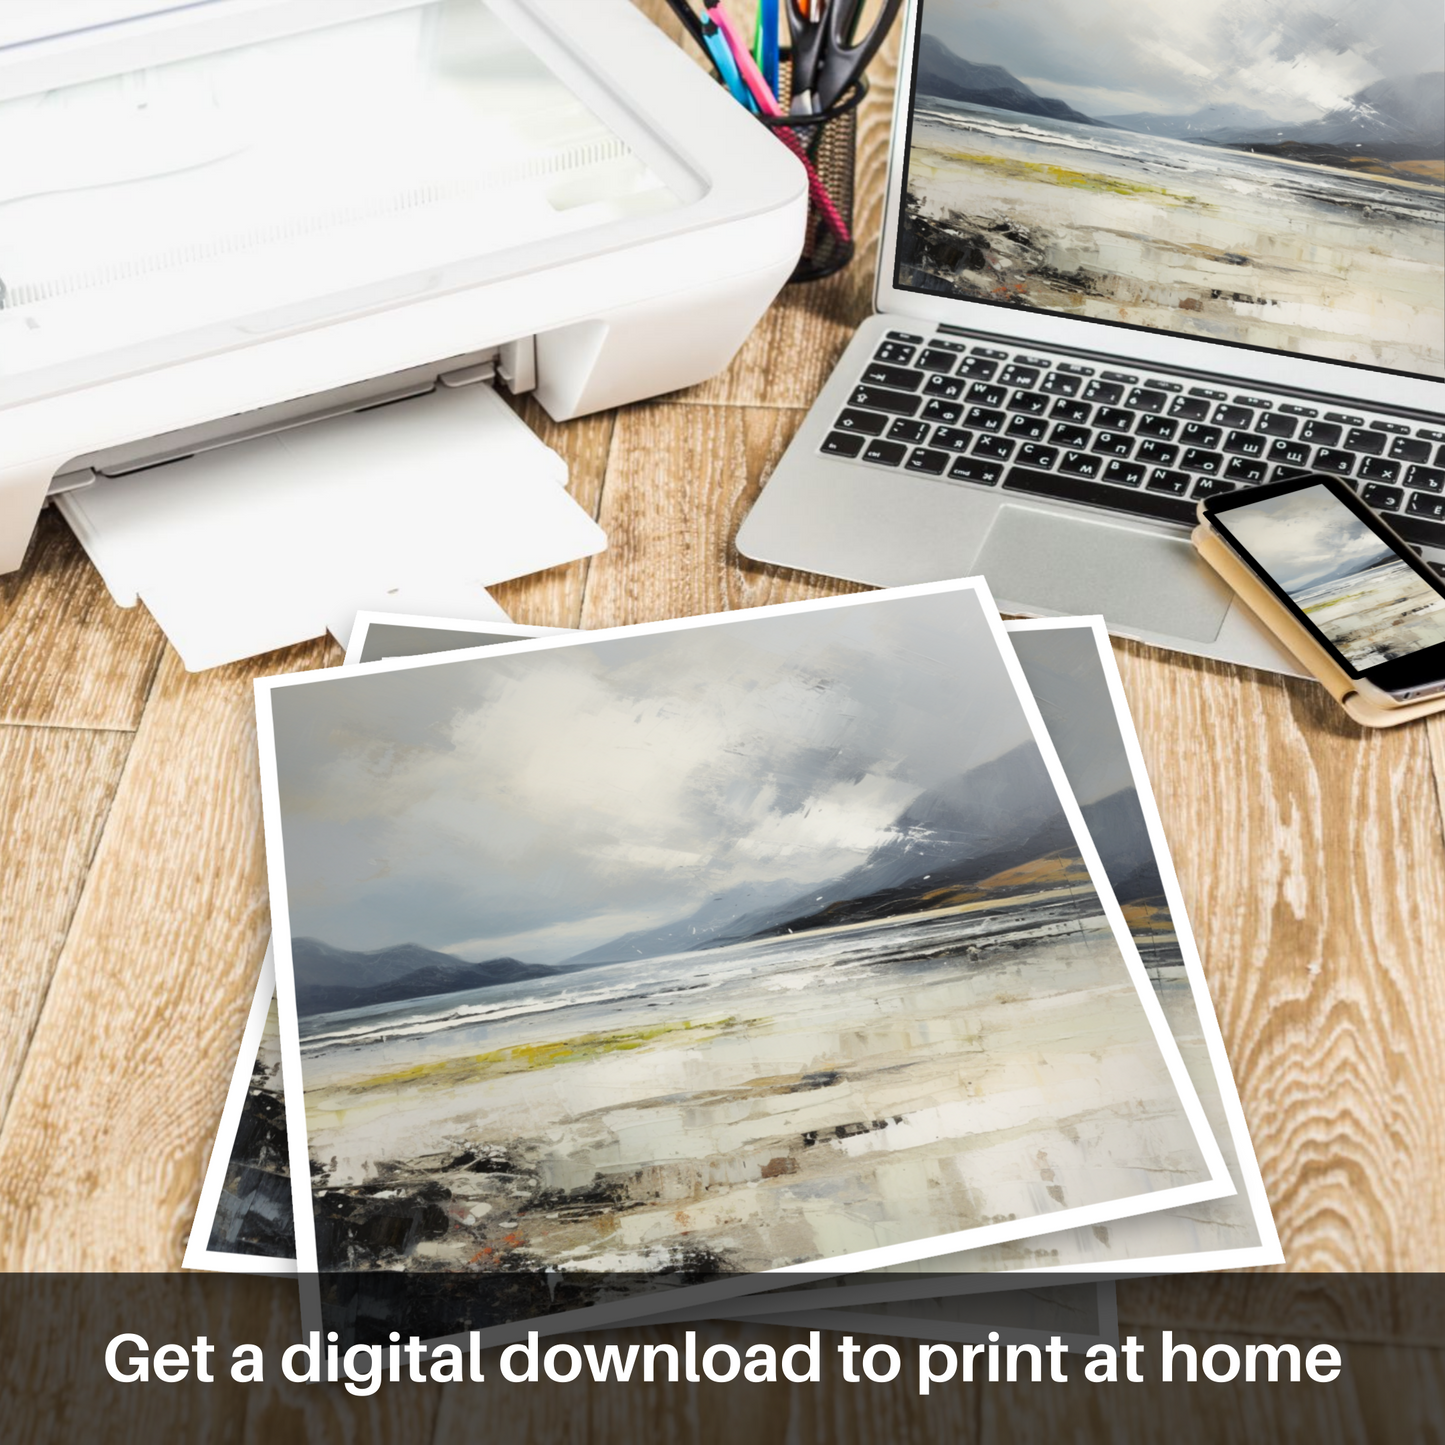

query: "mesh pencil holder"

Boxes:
[758, 66, 867, 284]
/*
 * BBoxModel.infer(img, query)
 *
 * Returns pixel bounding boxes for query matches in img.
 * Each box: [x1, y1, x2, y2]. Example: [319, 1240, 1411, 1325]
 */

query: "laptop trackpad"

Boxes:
[976, 505, 1234, 643]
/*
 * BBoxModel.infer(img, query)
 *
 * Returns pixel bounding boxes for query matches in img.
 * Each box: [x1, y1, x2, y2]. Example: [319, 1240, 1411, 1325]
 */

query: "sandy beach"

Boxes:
[300, 898, 1211, 1276]
[902, 104, 1445, 376]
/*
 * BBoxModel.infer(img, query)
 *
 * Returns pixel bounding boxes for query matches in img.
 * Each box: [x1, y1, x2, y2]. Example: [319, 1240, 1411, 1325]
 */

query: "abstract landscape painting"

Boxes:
[901, 0, 1444, 374]
[260, 585, 1224, 1333]
[1219, 484, 1445, 667]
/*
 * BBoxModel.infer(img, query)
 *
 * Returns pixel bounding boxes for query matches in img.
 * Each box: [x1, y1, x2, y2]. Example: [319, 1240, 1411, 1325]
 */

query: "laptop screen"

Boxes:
[894, 0, 1445, 381]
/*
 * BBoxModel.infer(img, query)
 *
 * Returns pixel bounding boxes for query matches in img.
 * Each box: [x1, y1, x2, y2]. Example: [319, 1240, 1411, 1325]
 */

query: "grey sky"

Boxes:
[269, 590, 1039, 964]
[1008, 629, 1134, 807]
[923, 0, 1440, 120]
[1222, 485, 1395, 592]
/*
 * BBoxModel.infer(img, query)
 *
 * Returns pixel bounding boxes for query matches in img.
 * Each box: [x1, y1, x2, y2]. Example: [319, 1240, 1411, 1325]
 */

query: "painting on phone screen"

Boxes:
[1222, 484, 1445, 667]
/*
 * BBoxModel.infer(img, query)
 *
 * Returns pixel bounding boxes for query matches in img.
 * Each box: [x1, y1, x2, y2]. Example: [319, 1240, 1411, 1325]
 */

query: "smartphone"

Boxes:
[1200, 474, 1445, 706]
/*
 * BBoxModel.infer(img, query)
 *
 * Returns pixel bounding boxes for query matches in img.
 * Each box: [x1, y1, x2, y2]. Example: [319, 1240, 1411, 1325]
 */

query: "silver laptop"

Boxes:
[738, 0, 1445, 672]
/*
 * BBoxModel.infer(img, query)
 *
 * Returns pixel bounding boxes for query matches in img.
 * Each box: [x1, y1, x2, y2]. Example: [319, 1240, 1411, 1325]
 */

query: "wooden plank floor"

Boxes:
[0, 5, 1440, 1439]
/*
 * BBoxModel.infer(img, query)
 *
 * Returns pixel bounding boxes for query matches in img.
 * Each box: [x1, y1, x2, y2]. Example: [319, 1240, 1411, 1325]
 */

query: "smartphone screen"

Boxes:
[1205, 475, 1445, 696]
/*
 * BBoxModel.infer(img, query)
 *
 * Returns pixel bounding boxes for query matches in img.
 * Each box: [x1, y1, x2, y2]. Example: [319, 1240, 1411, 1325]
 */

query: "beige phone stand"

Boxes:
[1192, 523, 1445, 728]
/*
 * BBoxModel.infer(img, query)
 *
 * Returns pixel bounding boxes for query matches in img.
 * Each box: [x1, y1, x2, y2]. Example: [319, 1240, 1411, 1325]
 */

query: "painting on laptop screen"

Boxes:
[898, 0, 1445, 378]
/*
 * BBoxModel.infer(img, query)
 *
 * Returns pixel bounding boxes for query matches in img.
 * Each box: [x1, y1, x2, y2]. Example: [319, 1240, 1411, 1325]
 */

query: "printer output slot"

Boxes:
[46, 338, 539, 496]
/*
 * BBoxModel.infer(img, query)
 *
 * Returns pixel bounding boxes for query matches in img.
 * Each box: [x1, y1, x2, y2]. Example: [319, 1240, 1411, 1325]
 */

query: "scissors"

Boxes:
[786, 0, 903, 113]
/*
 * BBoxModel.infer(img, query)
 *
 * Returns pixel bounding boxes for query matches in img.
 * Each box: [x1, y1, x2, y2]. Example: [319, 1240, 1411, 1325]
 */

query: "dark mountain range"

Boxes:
[562, 875, 819, 968]
[915, 34, 1099, 127]
[291, 937, 558, 1017]
[696, 742, 1080, 945]
[1098, 102, 1284, 142]
[1079, 786, 1163, 909]
[1104, 72, 1444, 158]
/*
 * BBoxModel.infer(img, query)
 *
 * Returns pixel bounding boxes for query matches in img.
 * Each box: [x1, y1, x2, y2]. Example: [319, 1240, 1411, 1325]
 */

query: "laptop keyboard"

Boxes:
[821, 329, 1445, 565]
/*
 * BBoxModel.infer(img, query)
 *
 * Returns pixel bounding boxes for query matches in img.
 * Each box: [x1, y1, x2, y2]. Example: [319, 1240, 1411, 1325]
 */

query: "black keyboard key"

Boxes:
[1392, 513, 1445, 551]
[1060, 451, 1103, 478]
[835, 408, 889, 435]
[965, 406, 1006, 432]
[1389, 436, 1431, 463]
[1057, 362, 1094, 376]
[1235, 395, 1272, 409]
[1008, 390, 1050, 415]
[1223, 430, 1266, 458]
[1182, 448, 1223, 475]
[1050, 398, 1092, 424]
[1145, 379, 1182, 393]
[970, 346, 1009, 359]
[1017, 444, 1059, 470]
[1014, 354, 1052, 368]
[1214, 404, 1254, 429]
[1103, 459, 1146, 487]
[1361, 483, 1402, 510]
[1300, 420, 1341, 446]
[1093, 432, 1134, 458]
[874, 342, 916, 365]
[916, 348, 959, 373]
[1269, 438, 1312, 467]
[821, 431, 865, 457]
[1192, 477, 1236, 499]
[1422, 428, 1445, 443]
[887, 418, 931, 444]
[1041, 372, 1081, 397]
[1083, 379, 1124, 405]
[1408, 491, 1445, 521]
[930, 427, 974, 452]
[1003, 465, 1196, 524]
[1095, 406, 1134, 432]
[957, 356, 999, 380]
[1007, 414, 1048, 441]
[886, 330, 924, 343]
[1257, 413, 1298, 438]
[1169, 395, 1211, 421]
[1189, 386, 1228, 401]
[1180, 423, 1222, 449]
[860, 438, 907, 467]
[924, 374, 966, 400]
[1137, 440, 1179, 468]
[948, 457, 1003, 485]
[1438, 446, 1445, 466]
[1279, 403, 1317, 417]
[1102, 370, 1138, 384]
[1343, 428, 1384, 456]
[1407, 465, 1445, 493]
[1314, 448, 1354, 476]
[1126, 388, 1167, 413]
[967, 382, 1008, 407]
[1358, 456, 1400, 483]
[862, 363, 924, 389]
[973, 435, 1015, 461]
[1050, 424, 1091, 451]
[1325, 411, 1363, 426]
[1147, 469, 1191, 496]
[922, 398, 963, 424]
[906, 447, 950, 475]
[998, 364, 1040, 388]
[931, 340, 969, 352]
[850, 384, 921, 417]
[1136, 414, 1178, 440]
[1225, 456, 1268, 483]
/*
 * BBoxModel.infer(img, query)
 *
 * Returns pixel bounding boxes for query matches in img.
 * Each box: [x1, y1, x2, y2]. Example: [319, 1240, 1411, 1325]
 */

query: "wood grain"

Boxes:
[580, 403, 866, 630]
[1109, 637, 1445, 1270]
[0, 510, 165, 730]
[0, 725, 133, 1126]
[0, 641, 333, 1270]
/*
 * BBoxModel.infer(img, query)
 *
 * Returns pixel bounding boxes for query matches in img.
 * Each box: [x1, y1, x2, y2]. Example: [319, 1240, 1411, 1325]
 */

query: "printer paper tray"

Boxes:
[57, 384, 604, 670]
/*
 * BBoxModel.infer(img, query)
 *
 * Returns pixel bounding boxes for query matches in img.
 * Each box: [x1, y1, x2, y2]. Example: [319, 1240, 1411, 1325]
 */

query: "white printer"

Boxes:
[0, 0, 806, 662]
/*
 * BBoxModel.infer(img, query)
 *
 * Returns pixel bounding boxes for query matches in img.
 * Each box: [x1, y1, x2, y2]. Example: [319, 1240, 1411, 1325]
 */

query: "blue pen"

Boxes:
[758, 0, 780, 98]
[701, 14, 755, 110]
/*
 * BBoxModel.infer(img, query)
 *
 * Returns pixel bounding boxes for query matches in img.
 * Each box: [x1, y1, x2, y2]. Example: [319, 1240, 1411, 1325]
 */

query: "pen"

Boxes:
[699, 11, 756, 109]
[705, 3, 852, 246]
[754, 0, 780, 99]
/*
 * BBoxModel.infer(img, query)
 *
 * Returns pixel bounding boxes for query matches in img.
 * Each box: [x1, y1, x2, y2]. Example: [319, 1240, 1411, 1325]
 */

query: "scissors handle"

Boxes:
[813, 0, 903, 110]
